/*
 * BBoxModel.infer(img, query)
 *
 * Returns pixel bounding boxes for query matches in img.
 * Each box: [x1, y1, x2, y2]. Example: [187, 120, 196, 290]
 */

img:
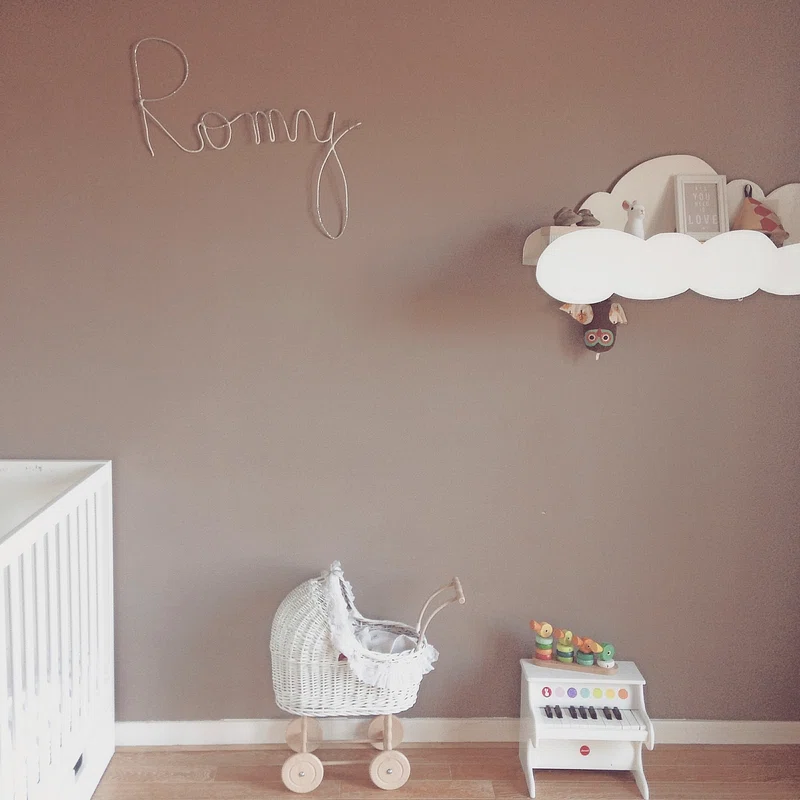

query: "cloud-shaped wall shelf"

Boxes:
[536, 228, 800, 303]
[523, 155, 800, 302]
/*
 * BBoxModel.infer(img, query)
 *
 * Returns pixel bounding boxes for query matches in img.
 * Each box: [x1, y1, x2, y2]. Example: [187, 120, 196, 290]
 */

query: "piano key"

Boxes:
[603, 706, 623, 729]
[531, 705, 647, 741]
[540, 705, 567, 729]
[534, 704, 647, 733]
[622, 709, 645, 730]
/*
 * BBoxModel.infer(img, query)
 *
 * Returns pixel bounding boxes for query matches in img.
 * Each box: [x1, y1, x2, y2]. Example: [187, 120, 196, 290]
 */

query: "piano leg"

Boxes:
[522, 738, 536, 798]
[632, 742, 650, 800]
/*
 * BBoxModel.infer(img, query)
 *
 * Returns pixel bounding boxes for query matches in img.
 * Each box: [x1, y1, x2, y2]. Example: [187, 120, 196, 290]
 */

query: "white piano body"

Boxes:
[519, 659, 655, 799]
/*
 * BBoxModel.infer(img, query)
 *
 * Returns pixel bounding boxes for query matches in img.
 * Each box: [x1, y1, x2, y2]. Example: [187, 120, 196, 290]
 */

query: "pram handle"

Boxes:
[415, 577, 465, 649]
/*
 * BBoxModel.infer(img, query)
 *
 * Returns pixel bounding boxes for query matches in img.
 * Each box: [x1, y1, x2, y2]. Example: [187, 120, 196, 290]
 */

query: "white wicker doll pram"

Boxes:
[270, 561, 465, 792]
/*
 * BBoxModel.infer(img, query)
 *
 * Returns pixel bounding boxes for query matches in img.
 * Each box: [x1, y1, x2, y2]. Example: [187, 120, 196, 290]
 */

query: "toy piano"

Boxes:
[519, 659, 655, 799]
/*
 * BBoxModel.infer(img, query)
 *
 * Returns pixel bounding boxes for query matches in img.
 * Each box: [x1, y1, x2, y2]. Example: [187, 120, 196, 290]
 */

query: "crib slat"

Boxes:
[9, 560, 27, 797]
[86, 492, 99, 702]
[98, 487, 114, 710]
[22, 547, 39, 796]
[58, 520, 71, 743]
[68, 508, 81, 738]
[0, 568, 13, 800]
[79, 499, 91, 725]
[47, 527, 62, 769]
[34, 537, 50, 791]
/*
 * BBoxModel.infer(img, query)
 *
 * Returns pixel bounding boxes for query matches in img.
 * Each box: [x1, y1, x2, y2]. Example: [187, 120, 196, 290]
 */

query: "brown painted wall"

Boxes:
[2, 0, 799, 723]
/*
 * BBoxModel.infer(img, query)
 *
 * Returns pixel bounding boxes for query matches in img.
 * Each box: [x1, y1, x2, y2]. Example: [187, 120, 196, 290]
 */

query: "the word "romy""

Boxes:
[131, 37, 362, 239]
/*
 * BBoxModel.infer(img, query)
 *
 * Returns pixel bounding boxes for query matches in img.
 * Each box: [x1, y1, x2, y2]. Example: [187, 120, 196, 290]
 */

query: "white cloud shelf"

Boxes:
[522, 154, 800, 303]
[534, 228, 800, 303]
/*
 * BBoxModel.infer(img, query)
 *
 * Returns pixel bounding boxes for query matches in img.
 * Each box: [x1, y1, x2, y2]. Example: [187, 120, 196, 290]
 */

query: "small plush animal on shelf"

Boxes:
[576, 208, 600, 227]
[560, 299, 628, 359]
[553, 207, 583, 226]
[530, 619, 617, 673]
[622, 199, 646, 238]
[732, 184, 789, 246]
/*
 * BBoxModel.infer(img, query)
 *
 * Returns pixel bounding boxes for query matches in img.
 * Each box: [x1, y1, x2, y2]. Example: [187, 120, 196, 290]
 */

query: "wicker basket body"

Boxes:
[270, 572, 425, 717]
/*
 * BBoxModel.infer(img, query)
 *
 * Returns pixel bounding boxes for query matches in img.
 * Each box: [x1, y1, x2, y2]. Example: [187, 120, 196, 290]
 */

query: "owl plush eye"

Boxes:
[584, 329, 615, 348]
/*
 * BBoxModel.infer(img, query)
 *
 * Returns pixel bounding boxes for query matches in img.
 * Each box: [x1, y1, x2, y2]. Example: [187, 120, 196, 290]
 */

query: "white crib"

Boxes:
[0, 460, 114, 800]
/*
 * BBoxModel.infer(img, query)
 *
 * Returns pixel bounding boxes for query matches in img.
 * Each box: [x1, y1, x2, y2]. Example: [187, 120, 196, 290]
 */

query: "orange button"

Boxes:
[618, 688, 629, 700]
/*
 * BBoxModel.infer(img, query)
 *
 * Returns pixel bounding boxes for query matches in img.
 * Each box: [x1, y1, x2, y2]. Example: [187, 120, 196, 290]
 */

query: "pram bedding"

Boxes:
[324, 563, 438, 691]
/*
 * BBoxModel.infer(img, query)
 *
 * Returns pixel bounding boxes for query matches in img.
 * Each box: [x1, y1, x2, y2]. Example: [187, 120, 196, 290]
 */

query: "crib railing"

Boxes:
[0, 460, 114, 800]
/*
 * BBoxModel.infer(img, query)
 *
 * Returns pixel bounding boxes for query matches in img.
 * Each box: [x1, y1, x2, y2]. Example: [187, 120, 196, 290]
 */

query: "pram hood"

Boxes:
[323, 562, 439, 692]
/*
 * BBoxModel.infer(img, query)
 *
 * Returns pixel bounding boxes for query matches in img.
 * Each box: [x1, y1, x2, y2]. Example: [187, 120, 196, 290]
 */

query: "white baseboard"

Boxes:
[115, 717, 800, 748]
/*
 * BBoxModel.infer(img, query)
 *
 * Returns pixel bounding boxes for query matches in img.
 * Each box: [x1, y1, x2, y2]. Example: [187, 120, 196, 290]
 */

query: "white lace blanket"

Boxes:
[323, 562, 438, 691]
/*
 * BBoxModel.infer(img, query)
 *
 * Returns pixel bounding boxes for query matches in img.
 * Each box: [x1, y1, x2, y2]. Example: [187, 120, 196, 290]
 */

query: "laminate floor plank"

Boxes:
[645, 743, 800, 766]
[336, 778, 494, 799]
[95, 743, 800, 800]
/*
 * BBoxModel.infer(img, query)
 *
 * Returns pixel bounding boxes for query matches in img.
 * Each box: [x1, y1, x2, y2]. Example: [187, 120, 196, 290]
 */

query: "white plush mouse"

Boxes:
[622, 199, 645, 238]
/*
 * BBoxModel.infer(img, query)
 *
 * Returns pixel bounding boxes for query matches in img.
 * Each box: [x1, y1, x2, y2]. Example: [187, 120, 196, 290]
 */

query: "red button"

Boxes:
[542, 687, 551, 697]
[580, 745, 590, 756]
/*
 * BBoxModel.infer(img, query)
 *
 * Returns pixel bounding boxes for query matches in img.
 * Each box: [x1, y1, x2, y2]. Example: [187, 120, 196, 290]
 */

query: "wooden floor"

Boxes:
[92, 743, 800, 800]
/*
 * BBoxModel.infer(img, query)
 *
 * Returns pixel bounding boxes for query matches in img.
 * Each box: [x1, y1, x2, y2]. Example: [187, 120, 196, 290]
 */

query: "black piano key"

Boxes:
[613, 706, 622, 720]
[569, 706, 578, 719]
[545, 705, 553, 718]
[588, 706, 597, 719]
[554, 705, 563, 718]
[579, 706, 587, 719]
[603, 706, 612, 719]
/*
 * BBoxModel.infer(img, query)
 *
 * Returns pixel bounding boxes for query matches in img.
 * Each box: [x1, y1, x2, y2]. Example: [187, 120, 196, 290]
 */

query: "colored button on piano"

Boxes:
[519, 659, 655, 798]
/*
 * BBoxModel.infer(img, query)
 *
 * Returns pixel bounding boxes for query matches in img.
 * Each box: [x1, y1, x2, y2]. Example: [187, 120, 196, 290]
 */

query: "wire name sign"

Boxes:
[132, 37, 362, 239]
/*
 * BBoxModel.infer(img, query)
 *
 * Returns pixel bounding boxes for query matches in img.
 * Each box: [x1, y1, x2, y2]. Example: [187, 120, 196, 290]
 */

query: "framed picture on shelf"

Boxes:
[674, 174, 729, 241]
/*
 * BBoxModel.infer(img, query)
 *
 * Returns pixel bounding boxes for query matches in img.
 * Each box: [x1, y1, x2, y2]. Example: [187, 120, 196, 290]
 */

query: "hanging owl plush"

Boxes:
[560, 299, 628, 360]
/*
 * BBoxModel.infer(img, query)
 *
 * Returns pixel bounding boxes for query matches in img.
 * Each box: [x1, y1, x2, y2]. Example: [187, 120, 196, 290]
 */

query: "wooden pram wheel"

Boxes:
[370, 750, 411, 790]
[286, 717, 323, 753]
[368, 715, 404, 750]
[282, 752, 324, 793]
